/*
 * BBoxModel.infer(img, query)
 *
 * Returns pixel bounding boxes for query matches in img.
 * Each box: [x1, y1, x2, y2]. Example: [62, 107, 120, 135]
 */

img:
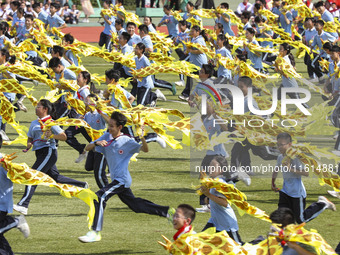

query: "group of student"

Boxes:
[0, 0, 339, 253]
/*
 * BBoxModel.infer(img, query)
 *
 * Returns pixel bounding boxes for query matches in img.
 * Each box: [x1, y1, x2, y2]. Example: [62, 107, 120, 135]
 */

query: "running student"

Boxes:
[13, 99, 88, 215]
[78, 111, 174, 243]
[272, 132, 336, 224]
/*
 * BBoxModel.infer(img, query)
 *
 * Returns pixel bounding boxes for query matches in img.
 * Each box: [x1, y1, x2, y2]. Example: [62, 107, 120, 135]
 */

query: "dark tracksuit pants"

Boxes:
[278, 191, 328, 224]
[0, 212, 16, 255]
[85, 150, 109, 189]
[65, 126, 92, 154]
[91, 180, 169, 231]
[17, 147, 87, 208]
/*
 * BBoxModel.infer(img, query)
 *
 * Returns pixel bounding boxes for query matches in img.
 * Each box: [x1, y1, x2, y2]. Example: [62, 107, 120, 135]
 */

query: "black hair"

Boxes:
[304, 17, 313, 23]
[0, 22, 6, 34]
[215, 22, 224, 34]
[138, 24, 149, 34]
[144, 16, 152, 23]
[110, 111, 127, 127]
[220, 2, 229, 8]
[136, 42, 146, 53]
[314, 0, 324, 8]
[200, 29, 209, 42]
[177, 204, 196, 223]
[79, 71, 91, 84]
[87, 93, 98, 101]
[10, 1, 20, 8]
[120, 31, 131, 42]
[52, 45, 65, 57]
[163, 4, 171, 10]
[187, 1, 194, 7]
[90, 83, 101, 94]
[39, 99, 56, 119]
[331, 45, 340, 52]
[117, 0, 124, 4]
[254, 2, 262, 10]
[276, 132, 292, 143]
[237, 54, 247, 62]
[179, 20, 187, 27]
[211, 155, 233, 180]
[126, 21, 136, 28]
[0, 3, 6, 7]
[217, 34, 230, 49]
[0, 48, 15, 64]
[103, 0, 111, 5]
[116, 18, 124, 26]
[191, 25, 201, 33]
[0, 132, 3, 148]
[63, 33, 74, 44]
[269, 208, 295, 227]
[105, 68, 120, 82]
[238, 76, 252, 87]
[323, 41, 333, 51]
[32, 3, 40, 9]
[17, 7, 25, 15]
[49, 57, 62, 68]
[246, 27, 256, 35]
[254, 16, 264, 23]
[280, 43, 295, 67]
[201, 64, 214, 78]
[315, 19, 325, 26]
[25, 14, 34, 21]
[241, 11, 251, 20]
[50, 3, 61, 9]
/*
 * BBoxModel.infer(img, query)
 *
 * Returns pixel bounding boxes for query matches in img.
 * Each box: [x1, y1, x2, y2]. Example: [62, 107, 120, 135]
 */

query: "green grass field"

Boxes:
[3, 50, 340, 254]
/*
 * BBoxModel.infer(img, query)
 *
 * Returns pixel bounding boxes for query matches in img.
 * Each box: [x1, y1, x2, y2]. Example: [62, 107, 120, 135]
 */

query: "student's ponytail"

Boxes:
[200, 29, 209, 42]
[281, 43, 295, 67]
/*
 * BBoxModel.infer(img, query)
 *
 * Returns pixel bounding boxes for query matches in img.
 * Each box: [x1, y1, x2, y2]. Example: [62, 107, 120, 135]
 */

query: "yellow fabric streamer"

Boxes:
[0, 153, 98, 229]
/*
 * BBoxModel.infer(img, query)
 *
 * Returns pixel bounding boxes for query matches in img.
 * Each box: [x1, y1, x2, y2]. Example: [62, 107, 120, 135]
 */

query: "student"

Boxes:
[157, 5, 179, 38]
[0, 22, 9, 50]
[134, 42, 157, 106]
[69, 4, 80, 24]
[62, 33, 79, 66]
[46, 3, 67, 30]
[240, 11, 252, 30]
[126, 22, 142, 47]
[215, 34, 232, 81]
[271, 132, 336, 224]
[32, 2, 48, 24]
[172, 204, 196, 240]
[83, 94, 109, 189]
[51, 45, 71, 67]
[65, 71, 92, 163]
[278, 1, 293, 36]
[303, 17, 319, 81]
[0, 3, 9, 21]
[182, 1, 201, 28]
[13, 99, 88, 215]
[315, 0, 339, 39]
[254, 16, 274, 65]
[143, 16, 156, 33]
[0, 136, 30, 255]
[115, 18, 125, 37]
[179, 25, 208, 101]
[243, 27, 263, 72]
[269, 208, 319, 254]
[61, 3, 72, 24]
[12, 7, 24, 39]
[215, 3, 234, 37]
[99, 0, 116, 51]
[78, 111, 174, 243]
[200, 156, 243, 244]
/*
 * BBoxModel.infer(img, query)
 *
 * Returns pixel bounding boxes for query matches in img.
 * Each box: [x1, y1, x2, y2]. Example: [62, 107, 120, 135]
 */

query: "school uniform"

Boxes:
[279, 11, 293, 36]
[13, 16, 25, 38]
[304, 27, 318, 78]
[215, 47, 232, 79]
[90, 133, 169, 232]
[128, 34, 142, 47]
[147, 24, 156, 33]
[141, 35, 153, 50]
[183, 12, 201, 28]
[182, 35, 208, 97]
[135, 54, 156, 105]
[84, 111, 108, 189]
[47, 13, 65, 28]
[276, 154, 328, 223]
[99, 14, 116, 50]
[16, 115, 87, 209]
[245, 39, 263, 71]
[37, 10, 48, 23]
[216, 14, 234, 37]
[65, 50, 79, 66]
[322, 10, 339, 39]
[65, 85, 91, 154]
[202, 176, 242, 244]
[0, 35, 9, 50]
[159, 14, 179, 38]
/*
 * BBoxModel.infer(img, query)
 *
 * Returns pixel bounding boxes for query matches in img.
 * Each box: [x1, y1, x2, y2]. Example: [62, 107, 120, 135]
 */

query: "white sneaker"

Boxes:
[150, 100, 157, 107]
[175, 81, 185, 86]
[178, 95, 189, 101]
[15, 215, 30, 238]
[327, 190, 340, 199]
[75, 151, 88, 163]
[238, 170, 251, 186]
[156, 135, 166, 148]
[13, 204, 28, 215]
[0, 130, 10, 141]
[78, 230, 101, 243]
[155, 89, 166, 101]
[16, 101, 27, 112]
[41, 61, 47, 68]
[196, 205, 210, 213]
[318, 196, 336, 211]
